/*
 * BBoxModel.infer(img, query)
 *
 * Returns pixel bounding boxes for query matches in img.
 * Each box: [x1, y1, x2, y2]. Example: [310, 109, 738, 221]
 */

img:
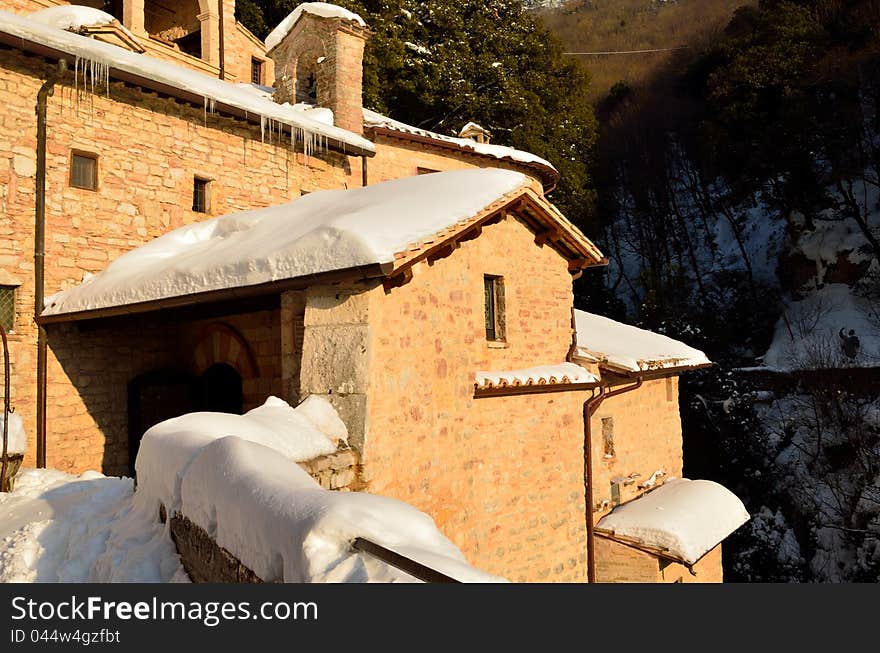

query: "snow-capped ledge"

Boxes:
[265, 3, 367, 52]
[596, 478, 750, 565]
[475, 363, 597, 391]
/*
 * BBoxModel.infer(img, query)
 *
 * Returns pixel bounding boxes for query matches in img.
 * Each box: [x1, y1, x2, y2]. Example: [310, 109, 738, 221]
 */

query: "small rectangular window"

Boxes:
[0, 286, 15, 333]
[484, 275, 505, 342]
[193, 177, 210, 213]
[251, 58, 264, 85]
[70, 152, 97, 190]
[602, 417, 615, 457]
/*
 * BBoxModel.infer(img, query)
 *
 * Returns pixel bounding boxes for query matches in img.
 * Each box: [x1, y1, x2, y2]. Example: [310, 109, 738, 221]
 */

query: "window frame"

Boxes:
[483, 274, 506, 344]
[251, 57, 264, 86]
[69, 150, 98, 191]
[192, 176, 212, 214]
[0, 285, 16, 334]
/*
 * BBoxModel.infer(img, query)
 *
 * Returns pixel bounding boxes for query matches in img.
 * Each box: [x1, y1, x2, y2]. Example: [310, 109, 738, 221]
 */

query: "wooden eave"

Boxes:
[384, 184, 606, 285]
[80, 23, 145, 53]
[366, 126, 560, 192]
[0, 30, 374, 158]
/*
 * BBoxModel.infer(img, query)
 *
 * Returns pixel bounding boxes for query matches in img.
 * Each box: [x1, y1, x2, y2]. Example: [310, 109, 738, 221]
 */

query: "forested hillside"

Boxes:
[573, 0, 880, 581]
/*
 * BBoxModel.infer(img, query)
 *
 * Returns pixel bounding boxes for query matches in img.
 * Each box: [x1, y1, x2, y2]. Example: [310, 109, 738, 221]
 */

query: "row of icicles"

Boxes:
[66, 55, 328, 160]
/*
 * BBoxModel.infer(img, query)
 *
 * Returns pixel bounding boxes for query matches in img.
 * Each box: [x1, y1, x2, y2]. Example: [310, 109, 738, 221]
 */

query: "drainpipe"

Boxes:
[361, 155, 368, 187]
[1, 325, 10, 491]
[583, 376, 643, 582]
[35, 59, 67, 469]
[218, 0, 226, 80]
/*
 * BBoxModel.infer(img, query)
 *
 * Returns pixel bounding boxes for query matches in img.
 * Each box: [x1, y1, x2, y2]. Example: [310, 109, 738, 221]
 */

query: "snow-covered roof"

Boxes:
[596, 478, 750, 565]
[475, 363, 597, 391]
[363, 108, 558, 185]
[573, 309, 712, 374]
[265, 2, 367, 52]
[43, 169, 534, 317]
[0, 9, 373, 155]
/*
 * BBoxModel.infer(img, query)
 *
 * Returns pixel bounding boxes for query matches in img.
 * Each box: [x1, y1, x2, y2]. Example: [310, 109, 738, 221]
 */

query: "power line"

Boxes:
[564, 46, 689, 55]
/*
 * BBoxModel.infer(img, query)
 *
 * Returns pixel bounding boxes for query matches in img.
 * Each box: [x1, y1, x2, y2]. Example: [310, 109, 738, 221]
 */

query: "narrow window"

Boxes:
[251, 58, 264, 85]
[0, 286, 15, 333]
[193, 177, 210, 213]
[70, 152, 97, 190]
[484, 275, 505, 342]
[602, 417, 615, 457]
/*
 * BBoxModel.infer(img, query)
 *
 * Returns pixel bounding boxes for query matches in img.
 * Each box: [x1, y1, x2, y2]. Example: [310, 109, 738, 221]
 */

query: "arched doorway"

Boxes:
[200, 363, 243, 414]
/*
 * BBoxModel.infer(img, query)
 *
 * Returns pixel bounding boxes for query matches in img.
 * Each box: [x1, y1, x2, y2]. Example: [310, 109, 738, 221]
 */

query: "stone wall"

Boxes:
[594, 536, 724, 583]
[44, 307, 282, 475]
[0, 50, 347, 468]
[298, 447, 361, 491]
[361, 212, 588, 582]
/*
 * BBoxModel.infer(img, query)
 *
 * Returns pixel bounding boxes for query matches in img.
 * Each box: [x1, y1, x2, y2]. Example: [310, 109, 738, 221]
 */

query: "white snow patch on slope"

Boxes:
[475, 363, 596, 389]
[135, 396, 342, 516]
[1, 412, 26, 455]
[179, 437, 502, 582]
[44, 169, 527, 315]
[363, 108, 557, 172]
[596, 478, 750, 565]
[0, 469, 185, 582]
[0, 9, 373, 153]
[573, 309, 711, 373]
[266, 3, 366, 52]
[762, 283, 880, 371]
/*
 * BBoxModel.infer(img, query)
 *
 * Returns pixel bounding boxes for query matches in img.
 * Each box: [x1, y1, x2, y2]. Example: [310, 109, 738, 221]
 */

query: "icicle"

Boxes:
[260, 115, 266, 143]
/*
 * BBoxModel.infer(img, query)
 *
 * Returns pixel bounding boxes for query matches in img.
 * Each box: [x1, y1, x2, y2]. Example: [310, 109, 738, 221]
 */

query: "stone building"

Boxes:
[0, 1, 748, 582]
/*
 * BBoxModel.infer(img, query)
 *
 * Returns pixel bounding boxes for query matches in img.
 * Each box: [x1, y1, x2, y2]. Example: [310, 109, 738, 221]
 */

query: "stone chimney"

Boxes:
[459, 122, 491, 144]
[266, 4, 369, 135]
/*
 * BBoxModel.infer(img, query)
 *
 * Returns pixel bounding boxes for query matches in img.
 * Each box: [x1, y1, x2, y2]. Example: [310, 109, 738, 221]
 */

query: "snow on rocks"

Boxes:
[0, 411, 26, 455]
[475, 363, 597, 390]
[363, 108, 557, 172]
[762, 283, 880, 371]
[265, 3, 367, 52]
[44, 169, 528, 316]
[0, 9, 373, 154]
[134, 396, 343, 516]
[573, 309, 712, 373]
[0, 469, 185, 582]
[179, 437, 502, 582]
[596, 478, 750, 565]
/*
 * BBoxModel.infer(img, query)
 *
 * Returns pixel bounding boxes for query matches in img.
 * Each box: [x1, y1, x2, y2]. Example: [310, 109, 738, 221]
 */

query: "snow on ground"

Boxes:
[44, 169, 528, 316]
[0, 9, 373, 153]
[573, 309, 712, 373]
[0, 411, 26, 455]
[0, 469, 186, 582]
[475, 363, 597, 389]
[178, 437, 502, 582]
[595, 478, 750, 565]
[0, 396, 500, 583]
[265, 3, 366, 52]
[363, 108, 557, 171]
[762, 283, 880, 370]
[135, 396, 343, 514]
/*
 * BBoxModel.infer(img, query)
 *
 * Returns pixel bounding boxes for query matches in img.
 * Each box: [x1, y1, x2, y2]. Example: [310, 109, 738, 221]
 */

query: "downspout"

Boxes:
[1, 324, 10, 491]
[583, 376, 643, 582]
[361, 155, 368, 187]
[35, 59, 67, 469]
[218, 0, 226, 80]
